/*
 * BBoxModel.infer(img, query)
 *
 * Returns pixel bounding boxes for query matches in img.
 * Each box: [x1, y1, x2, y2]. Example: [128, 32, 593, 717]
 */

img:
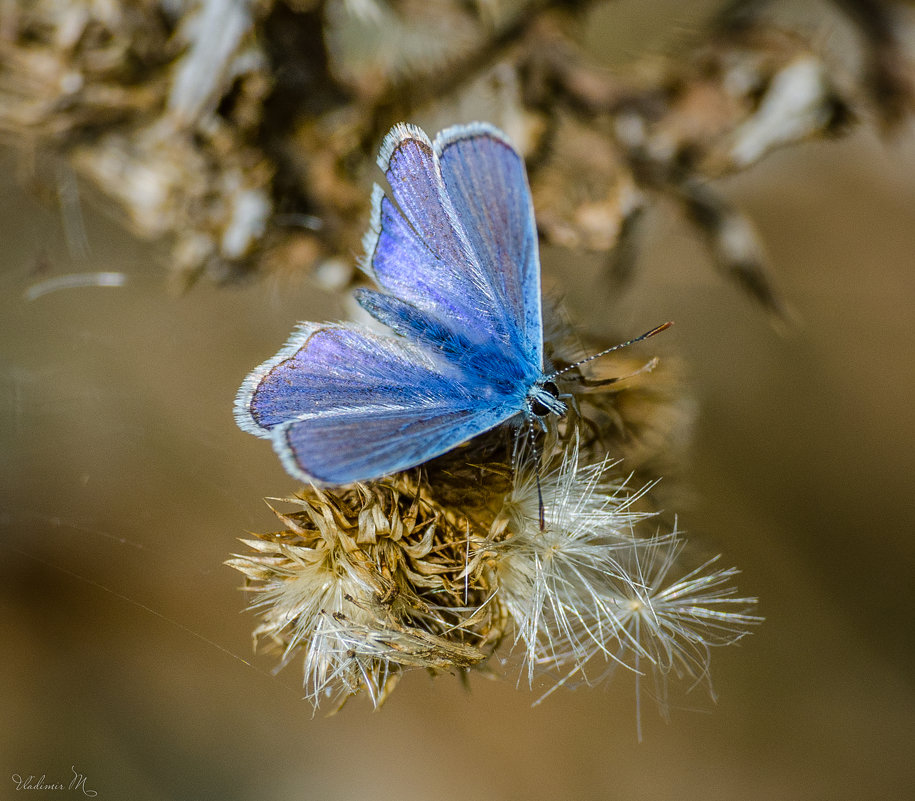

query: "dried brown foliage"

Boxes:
[2, 0, 912, 303]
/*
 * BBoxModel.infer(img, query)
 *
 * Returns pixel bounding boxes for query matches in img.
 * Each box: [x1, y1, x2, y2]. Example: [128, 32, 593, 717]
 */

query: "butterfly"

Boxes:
[235, 122, 668, 485]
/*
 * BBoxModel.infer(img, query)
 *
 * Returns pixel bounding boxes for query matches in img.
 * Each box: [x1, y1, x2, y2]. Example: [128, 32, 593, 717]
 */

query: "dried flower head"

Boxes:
[478, 441, 759, 704]
[544, 319, 695, 488]
[226, 480, 505, 707]
[481, 440, 660, 685]
[590, 538, 761, 714]
[228, 424, 759, 714]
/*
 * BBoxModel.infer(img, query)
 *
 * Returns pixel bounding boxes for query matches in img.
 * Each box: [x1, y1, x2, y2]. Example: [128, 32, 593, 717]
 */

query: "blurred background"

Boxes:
[2, 1, 914, 799]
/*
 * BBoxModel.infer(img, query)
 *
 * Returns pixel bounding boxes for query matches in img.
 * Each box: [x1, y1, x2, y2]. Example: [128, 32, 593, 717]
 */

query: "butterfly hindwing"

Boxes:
[277, 399, 511, 485]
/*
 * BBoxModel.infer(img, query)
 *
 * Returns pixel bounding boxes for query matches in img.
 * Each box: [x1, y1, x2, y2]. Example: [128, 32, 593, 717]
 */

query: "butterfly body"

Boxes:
[353, 285, 562, 414]
[236, 122, 564, 485]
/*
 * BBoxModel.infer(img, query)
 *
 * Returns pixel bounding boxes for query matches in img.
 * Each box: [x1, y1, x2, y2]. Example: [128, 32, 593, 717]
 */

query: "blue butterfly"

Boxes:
[235, 122, 666, 485]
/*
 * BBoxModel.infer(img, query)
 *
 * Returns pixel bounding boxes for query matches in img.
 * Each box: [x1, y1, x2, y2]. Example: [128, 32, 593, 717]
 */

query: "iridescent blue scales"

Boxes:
[235, 122, 566, 485]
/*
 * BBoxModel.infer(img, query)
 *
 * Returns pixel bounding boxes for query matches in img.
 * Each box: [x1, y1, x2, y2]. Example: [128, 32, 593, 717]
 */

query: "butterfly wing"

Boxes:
[363, 123, 541, 367]
[276, 401, 509, 486]
[237, 122, 546, 485]
[234, 323, 519, 484]
[434, 123, 543, 367]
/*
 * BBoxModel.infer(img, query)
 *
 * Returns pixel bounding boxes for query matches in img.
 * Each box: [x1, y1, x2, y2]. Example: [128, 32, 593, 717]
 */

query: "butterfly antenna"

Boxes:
[537, 469, 545, 531]
[525, 417, 547, 531]
[547, 322, 673, 379]
[464, 521, 470, 605]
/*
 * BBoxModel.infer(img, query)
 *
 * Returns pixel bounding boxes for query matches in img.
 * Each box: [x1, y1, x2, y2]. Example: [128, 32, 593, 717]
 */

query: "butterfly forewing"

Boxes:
[435, 123, 543, 368]
[365, 124, 534, 356]
[364, 186, 491, 343]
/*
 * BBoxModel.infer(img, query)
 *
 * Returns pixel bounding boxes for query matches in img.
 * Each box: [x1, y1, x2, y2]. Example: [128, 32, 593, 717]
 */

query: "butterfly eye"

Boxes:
[529, 380, 561, 418]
